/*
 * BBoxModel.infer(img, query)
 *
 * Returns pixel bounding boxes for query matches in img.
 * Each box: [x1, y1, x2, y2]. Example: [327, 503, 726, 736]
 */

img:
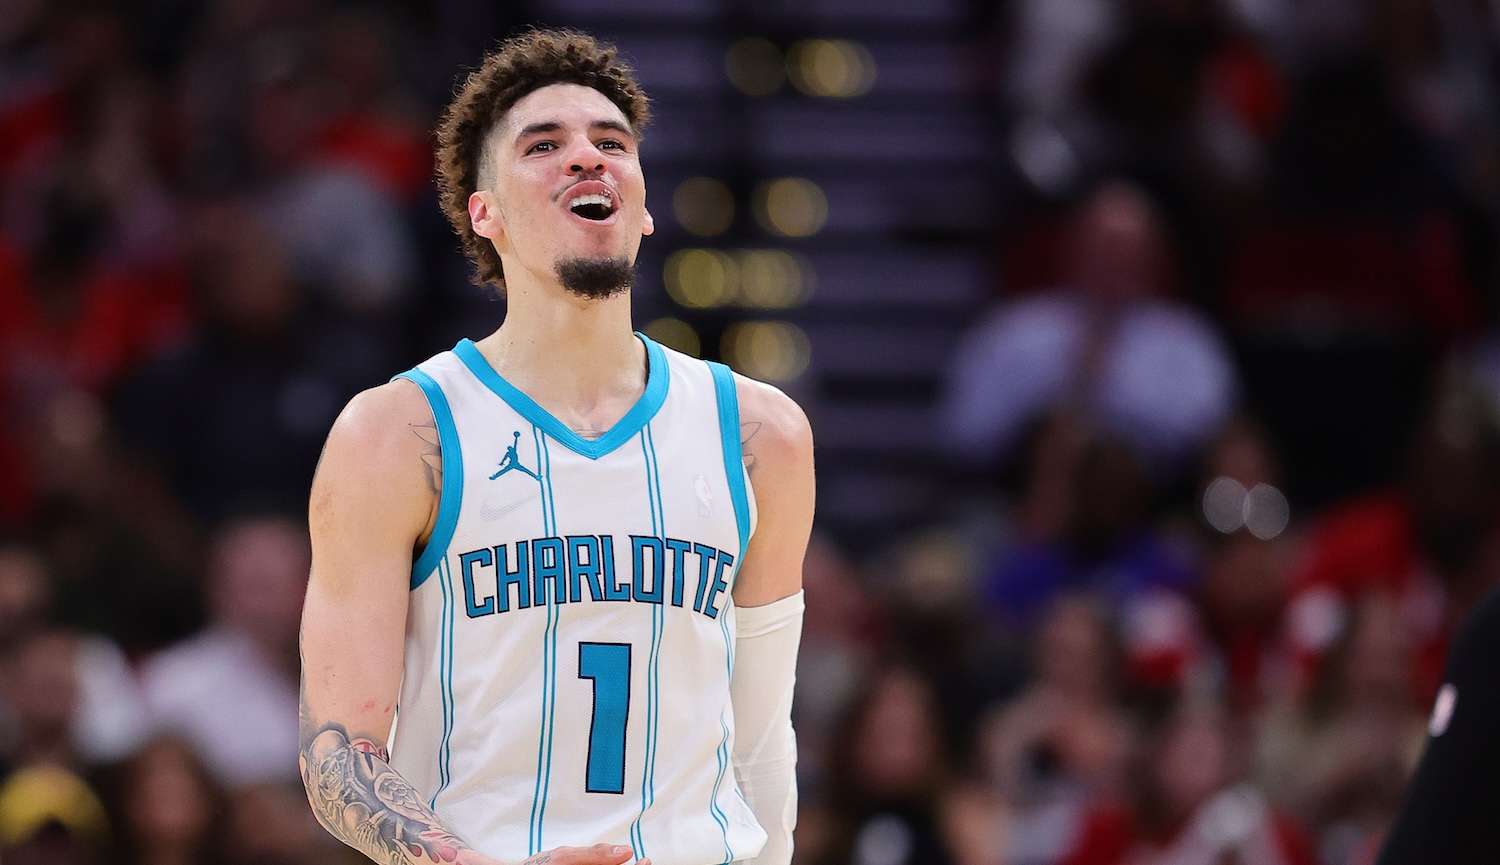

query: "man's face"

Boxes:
[472, 82, 653, 296]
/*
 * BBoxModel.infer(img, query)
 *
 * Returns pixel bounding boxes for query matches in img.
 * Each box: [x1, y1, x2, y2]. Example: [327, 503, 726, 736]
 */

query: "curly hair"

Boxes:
[434, 29, 651, 289]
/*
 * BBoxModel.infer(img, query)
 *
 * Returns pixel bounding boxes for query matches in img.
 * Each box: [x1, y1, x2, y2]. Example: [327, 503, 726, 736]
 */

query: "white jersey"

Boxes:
[389, 335, 766, 865]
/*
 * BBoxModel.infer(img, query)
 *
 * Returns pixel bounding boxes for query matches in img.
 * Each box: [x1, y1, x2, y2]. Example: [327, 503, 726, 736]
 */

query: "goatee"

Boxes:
[556, 256, 635, 300]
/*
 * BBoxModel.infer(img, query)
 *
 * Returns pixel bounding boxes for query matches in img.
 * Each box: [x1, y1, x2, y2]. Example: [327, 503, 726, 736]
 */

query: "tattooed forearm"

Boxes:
[301, 722, 471, 865]
[740, 421, 762, 474]
[410, 423, 442, 494]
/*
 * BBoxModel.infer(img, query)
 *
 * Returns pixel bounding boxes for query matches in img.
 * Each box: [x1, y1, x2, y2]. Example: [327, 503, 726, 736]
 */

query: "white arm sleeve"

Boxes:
[731, 590, 804, 865]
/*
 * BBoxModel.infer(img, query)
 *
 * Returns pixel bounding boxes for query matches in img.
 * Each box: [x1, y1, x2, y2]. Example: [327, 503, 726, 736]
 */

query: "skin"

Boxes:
[300, 82, 814, 865]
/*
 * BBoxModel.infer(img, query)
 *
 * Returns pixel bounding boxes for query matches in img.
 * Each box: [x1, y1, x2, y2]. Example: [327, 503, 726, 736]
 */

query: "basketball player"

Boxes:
[298, 30, 813, 865]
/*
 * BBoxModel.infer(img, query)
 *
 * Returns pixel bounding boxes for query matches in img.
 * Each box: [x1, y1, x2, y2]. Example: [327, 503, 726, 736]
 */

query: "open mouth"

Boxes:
[568, 192, 616, 221]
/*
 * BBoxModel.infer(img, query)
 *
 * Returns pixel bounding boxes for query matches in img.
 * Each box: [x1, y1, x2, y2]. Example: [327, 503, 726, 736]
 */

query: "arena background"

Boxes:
[1, 0, 1497, 863]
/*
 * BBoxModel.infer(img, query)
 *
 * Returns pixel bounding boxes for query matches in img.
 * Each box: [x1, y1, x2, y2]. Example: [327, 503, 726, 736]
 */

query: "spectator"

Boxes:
[222, 782, 334, 865]
[246, 51, 418, 317]
[0, 627, 149, 772]
[1064, 701, 1315, 865]
[0, 543, 50, 649]
[794, 535, 884, 795]
[104, 737, 226, 865]
[25, 396, 200, 649]
[960, 596, 1130, 865]
[886, 529, 1022, 747]
[1257, 595, 1426, 864]
[0, 764, 110, 865]
[139, 514, 307, 787]
[1282, 385, 1500, 703]
[312, 8, 430, 204]
[802, 668, 958, 865]
[984, 438, 1196, 629]
[115, 209, 391, 524]
[1192, 418, 1300, 713]
[942, 180, 1239, 473]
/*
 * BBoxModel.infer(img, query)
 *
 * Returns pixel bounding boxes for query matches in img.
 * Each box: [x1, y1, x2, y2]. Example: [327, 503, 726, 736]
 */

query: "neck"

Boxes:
[473, 278, 647, 434]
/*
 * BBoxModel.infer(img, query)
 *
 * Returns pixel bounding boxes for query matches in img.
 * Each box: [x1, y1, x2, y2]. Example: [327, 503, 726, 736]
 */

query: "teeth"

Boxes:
[569, 193, 614, 211]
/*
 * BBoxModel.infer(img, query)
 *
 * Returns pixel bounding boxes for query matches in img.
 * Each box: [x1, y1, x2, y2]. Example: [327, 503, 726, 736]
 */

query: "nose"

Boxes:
[569, 157, 605, 175]
[566, 136, 606, 176]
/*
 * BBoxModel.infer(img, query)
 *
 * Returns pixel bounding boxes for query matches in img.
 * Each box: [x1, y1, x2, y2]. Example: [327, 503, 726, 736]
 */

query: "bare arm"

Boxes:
[301, 379, 481, 865]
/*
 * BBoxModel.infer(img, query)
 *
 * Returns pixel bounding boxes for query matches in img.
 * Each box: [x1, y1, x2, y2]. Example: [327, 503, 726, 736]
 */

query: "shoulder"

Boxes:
[311, 378, 439, 541]
[325, 377, 435, 451]
[731, 373, 813, 471]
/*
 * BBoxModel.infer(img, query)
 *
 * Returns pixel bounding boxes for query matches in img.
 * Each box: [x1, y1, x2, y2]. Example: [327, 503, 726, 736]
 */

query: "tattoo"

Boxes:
[411, 423, 442, 494]
[740, 421, 762, 474]
[300, 648, 467, 865]
[301, 721, 470, 864]
[522, 856, 553, 865]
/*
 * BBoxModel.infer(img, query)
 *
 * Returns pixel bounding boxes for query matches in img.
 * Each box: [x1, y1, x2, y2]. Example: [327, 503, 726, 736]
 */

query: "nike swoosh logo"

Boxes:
[480, 494, 538, 522]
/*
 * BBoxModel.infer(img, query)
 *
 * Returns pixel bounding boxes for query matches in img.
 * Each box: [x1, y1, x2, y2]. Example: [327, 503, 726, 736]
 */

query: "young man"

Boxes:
[298, 30, 813, 865]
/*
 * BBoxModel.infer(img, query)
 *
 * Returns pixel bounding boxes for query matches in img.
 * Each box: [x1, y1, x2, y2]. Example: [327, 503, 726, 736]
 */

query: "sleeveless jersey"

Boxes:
[389, 335, 766, 865]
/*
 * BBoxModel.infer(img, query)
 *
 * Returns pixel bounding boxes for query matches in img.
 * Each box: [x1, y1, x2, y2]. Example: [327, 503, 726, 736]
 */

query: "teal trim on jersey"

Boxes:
[394, 369, 464, 590]
[430, 558, 456, 808]
[709, 713, 734, 864]
[706, 362, 746, 863]
[529, 430, 561, 854]
[452, 334, 670, 461]
[709, 601, 737, 864]
[630, 426, 667, 859]
[707, 363, 752, 567]
[646, 425, 665, 837]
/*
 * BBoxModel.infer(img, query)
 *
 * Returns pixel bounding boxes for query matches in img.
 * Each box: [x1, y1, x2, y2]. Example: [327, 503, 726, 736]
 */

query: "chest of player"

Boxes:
[448, 418, 743, 624]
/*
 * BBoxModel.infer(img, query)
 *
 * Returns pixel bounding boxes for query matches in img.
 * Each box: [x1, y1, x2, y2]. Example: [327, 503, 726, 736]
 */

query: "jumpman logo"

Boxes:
[490, 431, 541, 481]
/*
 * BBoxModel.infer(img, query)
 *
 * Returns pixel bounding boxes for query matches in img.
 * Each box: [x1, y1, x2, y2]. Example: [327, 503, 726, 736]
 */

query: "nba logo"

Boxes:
[693, 473, 714, 517]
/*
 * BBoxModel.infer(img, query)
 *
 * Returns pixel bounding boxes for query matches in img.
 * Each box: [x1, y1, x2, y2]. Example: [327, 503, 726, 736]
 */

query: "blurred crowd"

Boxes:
[803, 1, 1500, 865]
[0, 0, 1498, 864]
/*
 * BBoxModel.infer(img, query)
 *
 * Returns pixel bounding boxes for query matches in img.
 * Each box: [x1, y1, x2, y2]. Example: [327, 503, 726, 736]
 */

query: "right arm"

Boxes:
[300, 379, 639, 865]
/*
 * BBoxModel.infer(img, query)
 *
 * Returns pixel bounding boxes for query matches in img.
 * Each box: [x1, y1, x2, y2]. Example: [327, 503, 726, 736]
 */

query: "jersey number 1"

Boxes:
[578, 642, 630, 794]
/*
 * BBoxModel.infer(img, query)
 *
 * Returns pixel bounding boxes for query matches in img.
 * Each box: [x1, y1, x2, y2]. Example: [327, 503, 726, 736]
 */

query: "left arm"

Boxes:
[729, 376, 815, 865]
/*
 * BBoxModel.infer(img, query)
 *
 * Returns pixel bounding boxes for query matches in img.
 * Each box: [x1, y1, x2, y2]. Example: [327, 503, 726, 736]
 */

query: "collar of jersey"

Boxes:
[452, 333, 670, 460]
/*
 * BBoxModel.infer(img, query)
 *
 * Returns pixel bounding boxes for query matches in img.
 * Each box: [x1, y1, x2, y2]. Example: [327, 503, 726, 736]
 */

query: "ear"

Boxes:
[469, 190, 504, 241]
[642, 207, 655, 237]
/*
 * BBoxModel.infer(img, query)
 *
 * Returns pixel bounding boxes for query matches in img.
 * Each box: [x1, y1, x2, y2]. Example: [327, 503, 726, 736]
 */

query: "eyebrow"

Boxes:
[514, 119, 637, 143]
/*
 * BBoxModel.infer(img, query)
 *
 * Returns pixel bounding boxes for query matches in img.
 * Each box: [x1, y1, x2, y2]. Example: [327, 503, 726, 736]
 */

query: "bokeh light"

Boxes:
[785, 39, 875, 98]
[753, 178, 827, 238]
[736, 249, 813, 308]
[1202, 477, 1290, 539]
[664, 248, 814, 310]
[1243, 483, 1290, 540]
[1202, 477, 1246, 533]
[673, 177, 735, 237]
[725, 37, 785, 96]
[642, 317, 701, 357]
[664, 248, 739, 309]
[722, 321, 811, 382]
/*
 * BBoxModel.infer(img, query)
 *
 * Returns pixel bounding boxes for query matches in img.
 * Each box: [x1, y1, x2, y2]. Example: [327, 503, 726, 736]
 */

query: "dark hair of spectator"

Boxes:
[434, 29, 651, 289]
[823, 666, 952, 811]
[100, 736, 228, 865]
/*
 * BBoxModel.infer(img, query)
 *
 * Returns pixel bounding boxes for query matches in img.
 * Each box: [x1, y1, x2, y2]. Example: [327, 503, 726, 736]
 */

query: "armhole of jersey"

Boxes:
[707, 362, 752, 564]
[394, 368, 464, 590]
